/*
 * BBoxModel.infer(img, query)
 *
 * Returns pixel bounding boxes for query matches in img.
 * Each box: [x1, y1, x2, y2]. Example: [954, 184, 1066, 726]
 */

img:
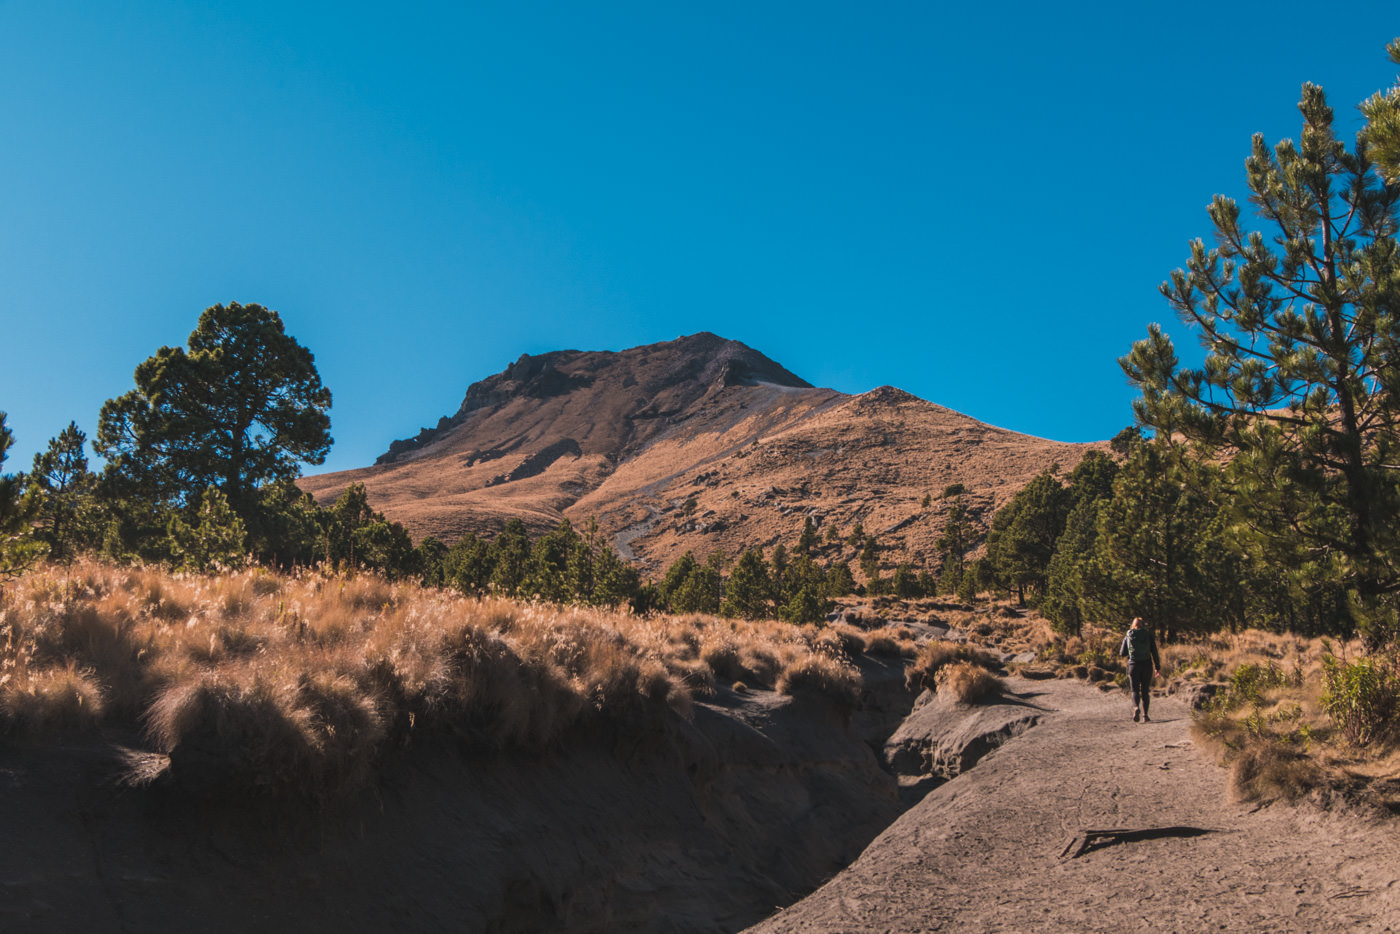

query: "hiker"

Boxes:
[1118, 616, 1161, 722]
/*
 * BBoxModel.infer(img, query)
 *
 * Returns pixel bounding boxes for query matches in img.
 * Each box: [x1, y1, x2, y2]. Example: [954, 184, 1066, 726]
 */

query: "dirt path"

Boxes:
[745, 678, 1400, 933]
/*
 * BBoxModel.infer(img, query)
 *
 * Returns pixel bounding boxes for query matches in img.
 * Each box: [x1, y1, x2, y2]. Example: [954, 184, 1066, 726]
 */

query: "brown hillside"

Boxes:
[299, 334, 1104, 574]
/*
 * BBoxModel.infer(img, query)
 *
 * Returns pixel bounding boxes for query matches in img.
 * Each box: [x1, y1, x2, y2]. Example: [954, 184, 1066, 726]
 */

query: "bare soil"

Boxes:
[745, 678, 1400, 933]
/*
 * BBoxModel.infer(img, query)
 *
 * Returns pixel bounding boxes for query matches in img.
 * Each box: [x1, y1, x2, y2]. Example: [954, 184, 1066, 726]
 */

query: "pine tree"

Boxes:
[983, 470, 1070, 605]
[28, 421, 97, 562]
[935, 494, 974, 595]
[167, 487, 248, 572]
[1083, 443, 1243, 638]
[490, 519, 531, 596]
[723, 547, 774, 619]
[0, 413, 42, 578]
[1123, 80, 1400, 644]
[1361, 39, 1400, 182]
[96, 302, 331, 523]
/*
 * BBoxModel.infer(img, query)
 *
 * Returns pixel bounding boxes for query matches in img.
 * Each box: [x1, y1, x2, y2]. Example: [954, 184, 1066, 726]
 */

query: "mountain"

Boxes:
[298, 333, 1104, 573]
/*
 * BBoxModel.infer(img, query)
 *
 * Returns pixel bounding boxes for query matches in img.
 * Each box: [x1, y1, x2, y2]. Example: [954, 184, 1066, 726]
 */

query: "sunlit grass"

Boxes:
[0, 560, 890, 796]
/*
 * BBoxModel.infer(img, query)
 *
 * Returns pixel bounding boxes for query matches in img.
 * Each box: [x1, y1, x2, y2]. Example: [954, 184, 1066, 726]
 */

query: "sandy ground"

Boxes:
[745, 678, 1400, 933]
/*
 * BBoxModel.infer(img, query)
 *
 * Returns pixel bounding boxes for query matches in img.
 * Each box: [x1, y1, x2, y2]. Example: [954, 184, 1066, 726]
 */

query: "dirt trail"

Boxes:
[746, 678, 1400, 933]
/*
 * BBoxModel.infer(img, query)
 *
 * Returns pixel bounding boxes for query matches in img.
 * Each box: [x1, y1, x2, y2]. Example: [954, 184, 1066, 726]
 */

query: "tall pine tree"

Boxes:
[1123, 80, 1400, 644]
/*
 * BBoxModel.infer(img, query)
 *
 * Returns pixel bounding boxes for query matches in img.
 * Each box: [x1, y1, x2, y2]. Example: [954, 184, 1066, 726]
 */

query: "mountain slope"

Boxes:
[299, 334, 1103, 573]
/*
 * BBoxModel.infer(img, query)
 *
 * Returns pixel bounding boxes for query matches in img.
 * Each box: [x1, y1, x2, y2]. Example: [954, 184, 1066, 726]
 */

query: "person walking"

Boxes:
[1118, 617, 1161, 722]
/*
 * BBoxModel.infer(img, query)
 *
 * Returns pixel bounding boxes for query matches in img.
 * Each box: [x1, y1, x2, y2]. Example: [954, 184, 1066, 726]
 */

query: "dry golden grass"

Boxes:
[775, 654, 862, 708]
[0, 560, 879, 796]
[1184, 628, 1400, 809]
[935, 661, 1004, 705]
[905, 640, 1002, 694]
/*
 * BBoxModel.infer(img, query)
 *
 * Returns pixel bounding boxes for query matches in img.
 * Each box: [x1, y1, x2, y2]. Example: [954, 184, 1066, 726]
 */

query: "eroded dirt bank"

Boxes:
[745, 678, 1400, 933]
[0, 674, 906, 934]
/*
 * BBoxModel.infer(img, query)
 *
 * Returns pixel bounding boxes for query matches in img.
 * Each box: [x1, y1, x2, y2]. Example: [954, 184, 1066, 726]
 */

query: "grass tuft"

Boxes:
[936, 661, 1004, 704]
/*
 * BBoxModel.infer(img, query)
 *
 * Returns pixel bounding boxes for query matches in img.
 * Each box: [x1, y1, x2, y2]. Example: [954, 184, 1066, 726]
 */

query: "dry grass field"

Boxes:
[0, 560, 920, 796]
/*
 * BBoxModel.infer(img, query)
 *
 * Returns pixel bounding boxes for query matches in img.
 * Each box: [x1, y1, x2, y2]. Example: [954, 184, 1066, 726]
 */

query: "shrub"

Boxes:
[936, 661, 1003, 704]
[1228, 662, 1290, 707]
[1321, 655, 1399, 747]
[906, 640, 1000, 693]
[1229, 740, 1326, 803]
[776, 654, 861, 708]
[1, 662, 106, 736]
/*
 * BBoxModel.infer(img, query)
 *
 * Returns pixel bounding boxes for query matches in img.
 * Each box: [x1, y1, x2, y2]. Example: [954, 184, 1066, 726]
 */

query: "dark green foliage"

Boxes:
[723, 547, 774, 619]
[96, 302, 331, 522]
[858, 534, 880, 582]
[779, 553, 832, 622]
[168, 487, 248, 572]
[983, 470, 1071, 605]
[443, 532, 494, 594]
[490, 519, 532, 596]
[322, 483, 416, 579]
[247, 479, 324, 568]
[662, 551, 722, 614]
[781, 582, 830, 625]
[1110, 426, 1143, 459]
[1041, 451, 1120, 635]
[935, 494, 974, 595]
[1361, 39, 1400, 183]
[825, 561, 855, 597]
[1082, 444, 1242, 638]
[0, 413, 42, 578]
[796, 516, 820, 556]
[27, 421, 99, 561]
[1121, 82, 1400, 645]
[415, 537, 448, 587]
[1040, 497, 1101, 635]
[891, 563, 920, 598]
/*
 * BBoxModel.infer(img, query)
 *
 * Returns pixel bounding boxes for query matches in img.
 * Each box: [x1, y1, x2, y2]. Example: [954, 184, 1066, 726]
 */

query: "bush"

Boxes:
[906, 640, 1001, 693]
[1229, 740, 1326, 803]
[936, 661, 1003, 704]
[1228, 662, 1290, 707]
[776, 654, 861, 708]
[0, 662, 106, 736]
[1321, 655, 1399, 747]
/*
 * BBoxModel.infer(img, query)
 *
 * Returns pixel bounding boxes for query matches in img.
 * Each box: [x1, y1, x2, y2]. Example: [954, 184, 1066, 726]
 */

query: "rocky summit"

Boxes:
[299, 333, 1103, 572]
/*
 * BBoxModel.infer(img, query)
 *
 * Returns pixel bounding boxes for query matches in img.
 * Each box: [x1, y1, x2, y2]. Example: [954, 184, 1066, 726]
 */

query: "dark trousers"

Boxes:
[1128, 661, 1154, 715]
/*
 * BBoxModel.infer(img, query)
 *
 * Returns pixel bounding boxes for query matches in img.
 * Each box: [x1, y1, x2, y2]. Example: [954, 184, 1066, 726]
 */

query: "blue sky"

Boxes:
[3, 2, 1399, 475]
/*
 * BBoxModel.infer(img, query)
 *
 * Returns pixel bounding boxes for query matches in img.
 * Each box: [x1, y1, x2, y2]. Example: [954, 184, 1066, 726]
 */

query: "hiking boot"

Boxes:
[1142, 713, 1151, 722]
[1132, 707, 1140, 722]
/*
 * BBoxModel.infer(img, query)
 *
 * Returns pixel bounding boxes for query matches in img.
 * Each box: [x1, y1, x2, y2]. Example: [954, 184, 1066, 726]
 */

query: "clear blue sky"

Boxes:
[3, 1, 1399, 475]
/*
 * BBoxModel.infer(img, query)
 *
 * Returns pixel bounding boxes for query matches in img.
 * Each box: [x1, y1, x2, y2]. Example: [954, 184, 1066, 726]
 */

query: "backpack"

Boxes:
[1124, 627, 1153, 663]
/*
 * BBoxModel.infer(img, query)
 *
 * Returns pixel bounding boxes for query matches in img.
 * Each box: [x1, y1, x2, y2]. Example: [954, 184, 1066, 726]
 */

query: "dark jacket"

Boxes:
[1118, 627, 1160, 670]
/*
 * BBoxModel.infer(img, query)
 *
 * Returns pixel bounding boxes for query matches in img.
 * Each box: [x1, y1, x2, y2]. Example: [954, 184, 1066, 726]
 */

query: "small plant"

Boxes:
[1220, 662, 1288, 708]
[776, 654, 861, 708]
[905, 640, 1000, 693]
[1321, 654, 1398, 747]
[935, 661, 1003, 704]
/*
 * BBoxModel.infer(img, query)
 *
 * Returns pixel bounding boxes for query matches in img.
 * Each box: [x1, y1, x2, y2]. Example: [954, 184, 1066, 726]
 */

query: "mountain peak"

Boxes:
[374, 334, 810, 464]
